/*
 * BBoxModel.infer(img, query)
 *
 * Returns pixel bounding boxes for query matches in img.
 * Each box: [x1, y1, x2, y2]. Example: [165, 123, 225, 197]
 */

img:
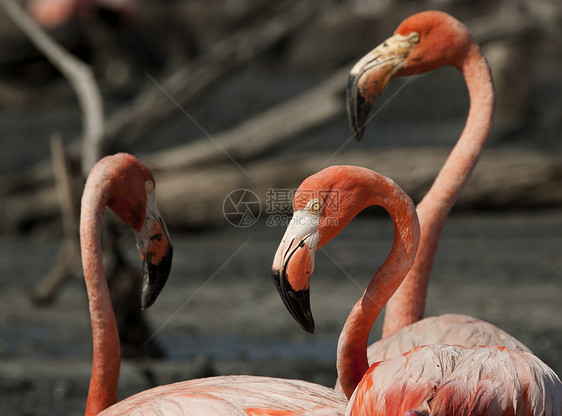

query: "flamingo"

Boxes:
[344, 10, 531, 363]
[29, 0, 136, 28]
[271, 165, 562, 414]
[80, 153, 347, 415]
[81, 153, 173, 415]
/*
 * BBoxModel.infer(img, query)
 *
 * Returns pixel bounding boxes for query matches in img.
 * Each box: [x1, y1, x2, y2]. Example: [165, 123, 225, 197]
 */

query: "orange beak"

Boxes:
[347, 32, 419, 140]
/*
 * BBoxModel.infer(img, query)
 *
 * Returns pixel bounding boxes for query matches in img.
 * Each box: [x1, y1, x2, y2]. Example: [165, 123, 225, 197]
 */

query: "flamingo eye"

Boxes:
[145, 180, 155, 193]
[307, 199, 322, 215]
[409, 32, 420, 44]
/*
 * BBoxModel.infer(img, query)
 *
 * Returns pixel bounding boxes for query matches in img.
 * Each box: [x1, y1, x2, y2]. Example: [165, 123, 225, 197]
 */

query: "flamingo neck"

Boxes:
[382, 44, 495, 338]
[80, 177, 120, 416]
[336, 182, 420, 399]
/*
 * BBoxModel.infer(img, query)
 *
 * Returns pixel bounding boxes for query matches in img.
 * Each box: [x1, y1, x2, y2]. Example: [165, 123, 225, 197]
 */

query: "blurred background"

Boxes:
[0, 0, 561, 414]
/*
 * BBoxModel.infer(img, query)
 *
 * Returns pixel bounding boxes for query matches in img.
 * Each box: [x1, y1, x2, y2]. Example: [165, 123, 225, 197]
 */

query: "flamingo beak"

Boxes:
[271, 210, 320, 334]
[347, 33, 418, 140]
[136, 195, 173, 310]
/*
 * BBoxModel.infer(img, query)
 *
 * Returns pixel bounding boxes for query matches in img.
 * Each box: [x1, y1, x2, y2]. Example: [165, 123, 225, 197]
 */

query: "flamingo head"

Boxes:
[347, 10, 474, 140]
[271, 166, 383, 333]
[102, 153, 173, 309]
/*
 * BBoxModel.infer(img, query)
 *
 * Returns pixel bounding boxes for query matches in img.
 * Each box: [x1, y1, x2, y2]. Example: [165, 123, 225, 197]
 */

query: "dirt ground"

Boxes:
[1, 211, 561, 415]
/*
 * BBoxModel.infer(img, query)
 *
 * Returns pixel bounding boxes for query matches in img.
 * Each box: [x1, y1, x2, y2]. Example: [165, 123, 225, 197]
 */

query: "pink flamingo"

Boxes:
[272, 165, 562, 414]
[81, 153, 172, 415]
[345, 10, 530, 362]
[80, 153, 346, 415]
[29, 0, 136, 28]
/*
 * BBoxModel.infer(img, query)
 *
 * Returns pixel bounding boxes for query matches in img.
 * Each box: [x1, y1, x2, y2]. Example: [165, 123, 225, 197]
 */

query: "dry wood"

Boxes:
[104, 0, 326, 150]
[0, 62, 346, 196]
[153, 147, 562, 228]
[30, 135, 81, 304]
[471, 10, 538, 45]
[50, 134, 79, 237]
[2, 147, 561, 231]
[0, 5, 548, 191]
[145, 66, 348, 172]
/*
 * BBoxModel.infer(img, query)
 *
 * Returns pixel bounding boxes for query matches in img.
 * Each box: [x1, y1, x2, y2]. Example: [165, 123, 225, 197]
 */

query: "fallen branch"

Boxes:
[152, 147, 562, 228]
[471, 10, 539, 45]
[0, 0, 104, 175]
[145, 66, 348, 172]
[104, 0, 326, 150]
[0, 62, 347, 205]
[2, 146, 561, 231]
[31, 135, 82, 305]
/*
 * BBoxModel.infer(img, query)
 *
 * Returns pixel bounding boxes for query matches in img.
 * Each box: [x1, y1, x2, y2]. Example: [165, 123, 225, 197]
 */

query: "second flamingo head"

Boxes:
[85, 153, 173, 309]
[271, 165, 419, 333]
[347, 10, 476, 140]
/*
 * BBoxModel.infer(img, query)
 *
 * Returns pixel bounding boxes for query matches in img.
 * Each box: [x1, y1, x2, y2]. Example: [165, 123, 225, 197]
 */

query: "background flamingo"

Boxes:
[80, 153, 346, 415]
[29, 0, 136, 28]
[344, 10, 530, 366]
[272, 165, 562, 414]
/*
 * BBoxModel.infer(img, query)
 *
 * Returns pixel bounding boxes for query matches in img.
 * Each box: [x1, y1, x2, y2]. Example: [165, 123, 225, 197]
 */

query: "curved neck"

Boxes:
[336, 181, 419, 399]
[382, 44, 495, 338]
[80, 178, 120, 416]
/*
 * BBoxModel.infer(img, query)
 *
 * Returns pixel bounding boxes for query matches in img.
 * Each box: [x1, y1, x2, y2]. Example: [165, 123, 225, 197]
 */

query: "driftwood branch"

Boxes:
[1, 146, 561, 232]
[153, 148, 562, 228]
[1, 0, 102, 302]
[471, 1, 562, 46]
[50, 134, 79, 237]
[31, 135, 82, 304]
[145, 66, 348, 172]
[0, 62, 347, 232]
[0, 0, 104, 175]
[0, 3, 165, 357]
[471, 10, 538, 45]
[0, 4, 549, 190]
[104, 0, 325, 150]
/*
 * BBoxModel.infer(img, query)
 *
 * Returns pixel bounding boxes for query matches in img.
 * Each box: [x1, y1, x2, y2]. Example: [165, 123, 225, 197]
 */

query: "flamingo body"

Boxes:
[98, 375, 347, 416]
[365, 313, 531, 362]
[347, 344, 562, 416]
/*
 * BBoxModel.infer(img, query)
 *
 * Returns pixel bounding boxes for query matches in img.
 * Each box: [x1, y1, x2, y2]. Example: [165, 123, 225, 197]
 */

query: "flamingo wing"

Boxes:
[347, 345, 562, 416]
[335, 314, 531, 393]
[99, 375, 348, 415]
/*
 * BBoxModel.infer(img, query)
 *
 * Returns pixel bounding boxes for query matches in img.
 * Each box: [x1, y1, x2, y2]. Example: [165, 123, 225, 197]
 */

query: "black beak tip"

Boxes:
[141, 246, 173, 310]
[271, 268, 315, 334]
[353, 127, 365, 142]
[346, 87, 369, 142]
[296, 305, 315, 334]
